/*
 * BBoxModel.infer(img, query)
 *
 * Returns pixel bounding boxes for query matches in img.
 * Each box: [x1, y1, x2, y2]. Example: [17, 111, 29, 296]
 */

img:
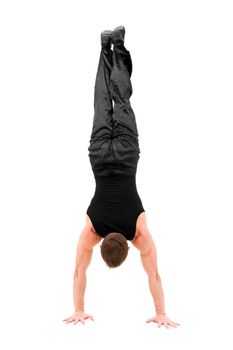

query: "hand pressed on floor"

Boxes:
[146, 314, 181, 329]
[63, 311, 94, 325]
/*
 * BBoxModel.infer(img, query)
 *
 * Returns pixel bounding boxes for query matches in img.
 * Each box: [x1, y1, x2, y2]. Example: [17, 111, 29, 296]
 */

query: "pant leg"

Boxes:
[88, 47, 113, 173]
[109, 44, 141, 175]
[90, 48, 113, 137]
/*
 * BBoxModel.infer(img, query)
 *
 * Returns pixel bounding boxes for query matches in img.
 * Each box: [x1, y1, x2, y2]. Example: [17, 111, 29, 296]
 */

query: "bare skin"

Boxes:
[63, 213, 181, 329]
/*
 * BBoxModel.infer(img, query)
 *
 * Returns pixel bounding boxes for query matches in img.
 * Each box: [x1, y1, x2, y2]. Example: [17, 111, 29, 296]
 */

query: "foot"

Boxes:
[101, 30, 112, 50]
[111, 26, 125, 46]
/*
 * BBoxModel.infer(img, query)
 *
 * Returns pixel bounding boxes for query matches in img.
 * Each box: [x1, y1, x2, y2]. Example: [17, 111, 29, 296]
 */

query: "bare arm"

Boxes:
[73, 222, 102, 312]
[132, 225, 165, 315]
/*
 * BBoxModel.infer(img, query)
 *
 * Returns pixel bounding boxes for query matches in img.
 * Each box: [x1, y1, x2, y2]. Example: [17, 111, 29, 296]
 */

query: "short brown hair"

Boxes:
[100, 232, 129, 268]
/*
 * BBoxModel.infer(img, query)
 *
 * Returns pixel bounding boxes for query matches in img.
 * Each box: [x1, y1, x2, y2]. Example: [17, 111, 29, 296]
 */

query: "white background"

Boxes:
[0, 0, 233, 349]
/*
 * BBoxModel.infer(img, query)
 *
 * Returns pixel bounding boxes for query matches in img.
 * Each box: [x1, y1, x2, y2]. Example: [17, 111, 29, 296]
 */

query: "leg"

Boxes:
[90, 47, 113, 138]
[88, 33, 114, 173]
[109, 38, 141, 175]
[110, 41, 138, 138]
[88, 27, 141, 177]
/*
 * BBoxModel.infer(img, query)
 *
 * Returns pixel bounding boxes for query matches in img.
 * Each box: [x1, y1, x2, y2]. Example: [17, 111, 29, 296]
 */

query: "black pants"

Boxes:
[88, 42, 141, 177]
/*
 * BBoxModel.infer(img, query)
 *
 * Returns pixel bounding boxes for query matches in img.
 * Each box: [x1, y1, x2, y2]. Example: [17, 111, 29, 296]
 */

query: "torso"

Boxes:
[86, 174, 145, 241]
[86, 211, 146, 243]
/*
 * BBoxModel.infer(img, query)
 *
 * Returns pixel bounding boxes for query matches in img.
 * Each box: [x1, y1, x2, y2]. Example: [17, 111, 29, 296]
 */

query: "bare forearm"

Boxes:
[147, 273, 165, 315]
[73, 271, 86, 312]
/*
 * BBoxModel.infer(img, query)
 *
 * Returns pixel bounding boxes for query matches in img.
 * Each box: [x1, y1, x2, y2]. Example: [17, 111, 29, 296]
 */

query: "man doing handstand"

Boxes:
[63, 26, 181, 329]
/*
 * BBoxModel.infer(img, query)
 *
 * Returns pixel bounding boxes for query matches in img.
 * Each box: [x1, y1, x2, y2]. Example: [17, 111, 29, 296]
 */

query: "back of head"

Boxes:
[100, 232, 129, 268]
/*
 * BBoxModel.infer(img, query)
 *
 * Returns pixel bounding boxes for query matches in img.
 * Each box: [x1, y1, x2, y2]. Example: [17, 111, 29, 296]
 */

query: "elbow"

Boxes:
[73, 268, 86, 277]
[148, 270, 161, 281]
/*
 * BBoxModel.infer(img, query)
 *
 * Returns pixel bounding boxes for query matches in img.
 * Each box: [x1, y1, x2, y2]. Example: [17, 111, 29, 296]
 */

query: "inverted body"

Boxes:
[86, 38, 145, 240]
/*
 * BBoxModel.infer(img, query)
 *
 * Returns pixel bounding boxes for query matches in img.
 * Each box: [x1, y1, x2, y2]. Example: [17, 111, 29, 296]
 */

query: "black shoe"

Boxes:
[101, 30, 112, 50]
[111, 26, 125, 46]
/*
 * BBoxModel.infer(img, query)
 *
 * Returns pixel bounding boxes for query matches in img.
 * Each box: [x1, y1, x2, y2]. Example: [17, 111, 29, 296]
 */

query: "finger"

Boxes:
[168, 319, 181, 326]
[158, 322, 162, 328]
[164, 323, 169, 329]
[166, 319, 177, 326]
[63, 317, 70, 321]
[168, 323, 177, 328]
[65, 319, 75, 324]
[85, 314, 94, 320]
[75, 318, 85, 325]
[146, 318, 152, 323]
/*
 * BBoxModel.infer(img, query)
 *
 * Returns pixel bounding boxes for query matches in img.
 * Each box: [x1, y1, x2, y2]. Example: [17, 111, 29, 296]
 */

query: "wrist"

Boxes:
[155, 306, 165, 315]
[156, 312, 166, 316]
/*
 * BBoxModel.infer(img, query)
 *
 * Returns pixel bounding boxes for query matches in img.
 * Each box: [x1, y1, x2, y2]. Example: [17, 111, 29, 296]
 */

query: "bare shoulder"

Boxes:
[133, 211, 147, 240]
[75, 215, 102, 251]
[132, 212, 155, 254]
[137, 211, 147, 226]
[84, 214, 102, 245]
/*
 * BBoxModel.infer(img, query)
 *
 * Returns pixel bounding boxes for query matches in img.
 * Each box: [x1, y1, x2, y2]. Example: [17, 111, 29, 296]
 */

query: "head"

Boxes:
[100, 232, 130, 268]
